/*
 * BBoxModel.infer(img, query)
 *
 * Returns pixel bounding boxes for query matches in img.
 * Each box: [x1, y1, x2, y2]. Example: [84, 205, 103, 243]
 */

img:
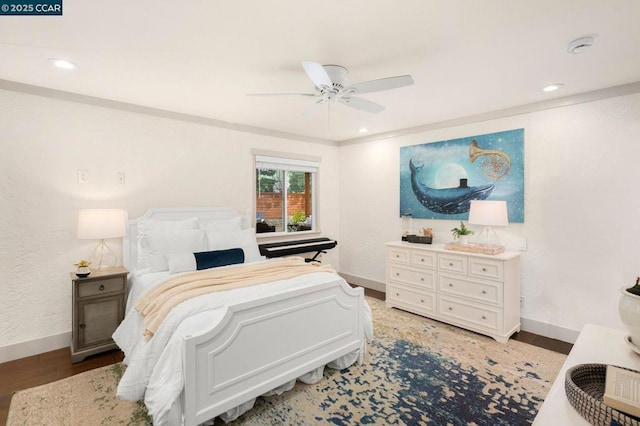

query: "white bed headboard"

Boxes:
[123, 207, 252, 271]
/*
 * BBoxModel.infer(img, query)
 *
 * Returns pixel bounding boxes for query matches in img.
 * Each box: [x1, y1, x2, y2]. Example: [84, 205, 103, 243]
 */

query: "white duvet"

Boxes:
[113, 263, 373, 425]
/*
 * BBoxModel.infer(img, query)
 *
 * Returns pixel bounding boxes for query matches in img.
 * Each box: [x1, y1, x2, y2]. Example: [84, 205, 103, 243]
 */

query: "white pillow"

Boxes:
[138, 216, 199, 234]
[138, 229, 205, 273]
[206, 228, 263, 263]
[199, 216, 242, 232]
[166, 252, 197, 274]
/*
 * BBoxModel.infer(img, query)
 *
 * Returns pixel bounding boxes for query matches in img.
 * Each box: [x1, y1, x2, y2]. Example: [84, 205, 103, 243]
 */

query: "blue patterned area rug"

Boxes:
[7, 297, 566, 425]
[226, 297, 566, 425]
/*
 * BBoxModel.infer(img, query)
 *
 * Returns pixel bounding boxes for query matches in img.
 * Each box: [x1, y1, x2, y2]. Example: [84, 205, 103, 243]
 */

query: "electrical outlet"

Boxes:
[77, 169, 87, 184]
[518, 239, 527, 251]
[520, 296, 525, 308]
[117, 172, 126, 184]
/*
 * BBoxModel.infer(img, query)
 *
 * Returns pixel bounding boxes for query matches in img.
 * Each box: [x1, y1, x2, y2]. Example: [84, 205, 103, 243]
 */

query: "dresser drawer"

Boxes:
[78, 278, 124, 298]
[410, 250, 437, 269]
[469, 258, 504, 281]
[388, 265, 436, 289]
[388, 247, 410, 265]
[438, 273, 503, 306]
[438, 295, 502, 332]
[438, 253, 467, 275]
[387, 283, 436, 316]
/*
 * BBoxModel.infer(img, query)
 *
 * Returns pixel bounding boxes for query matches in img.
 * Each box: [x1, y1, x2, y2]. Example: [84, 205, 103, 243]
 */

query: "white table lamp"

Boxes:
[76, 209, 126, 269]
[468, 200, 508, 249]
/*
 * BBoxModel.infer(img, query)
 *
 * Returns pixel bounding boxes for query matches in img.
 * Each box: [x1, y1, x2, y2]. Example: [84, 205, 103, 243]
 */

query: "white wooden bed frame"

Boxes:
[123, 207, 365, 426]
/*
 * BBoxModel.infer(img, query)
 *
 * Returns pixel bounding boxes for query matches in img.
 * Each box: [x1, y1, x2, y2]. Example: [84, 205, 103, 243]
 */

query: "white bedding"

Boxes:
[113, 262, 373, 425]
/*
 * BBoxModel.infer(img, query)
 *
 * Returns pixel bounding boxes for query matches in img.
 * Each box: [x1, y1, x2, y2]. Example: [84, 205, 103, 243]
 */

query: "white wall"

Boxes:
[339, 92, 640, 343]
[0, 89, 341, 362]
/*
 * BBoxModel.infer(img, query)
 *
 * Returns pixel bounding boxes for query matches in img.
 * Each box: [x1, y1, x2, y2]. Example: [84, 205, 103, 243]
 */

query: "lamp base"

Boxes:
[90, 239, 118, 270]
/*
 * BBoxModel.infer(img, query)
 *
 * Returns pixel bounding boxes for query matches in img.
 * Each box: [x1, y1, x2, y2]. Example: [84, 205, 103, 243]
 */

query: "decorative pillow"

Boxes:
[194, 248, 245, 270]
[198, 216, 242, 232]
[206, 228, 263, 263]
[166, 252, 197, 274]
[166, 249, 246, 274]
[138, 229, 205, 273]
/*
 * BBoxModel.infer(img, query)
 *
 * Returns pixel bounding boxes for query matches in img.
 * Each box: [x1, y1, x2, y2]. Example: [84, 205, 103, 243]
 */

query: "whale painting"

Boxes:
[400, 129, 524, 222]
[410, 159, 494, 214]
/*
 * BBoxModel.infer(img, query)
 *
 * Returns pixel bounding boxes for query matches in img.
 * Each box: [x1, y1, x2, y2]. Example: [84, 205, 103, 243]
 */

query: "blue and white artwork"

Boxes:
[400, 129, 524, 222]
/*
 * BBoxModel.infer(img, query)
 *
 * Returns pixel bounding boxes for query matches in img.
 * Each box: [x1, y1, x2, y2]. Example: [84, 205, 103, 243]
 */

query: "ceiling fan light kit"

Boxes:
[249, 61, 414, 115]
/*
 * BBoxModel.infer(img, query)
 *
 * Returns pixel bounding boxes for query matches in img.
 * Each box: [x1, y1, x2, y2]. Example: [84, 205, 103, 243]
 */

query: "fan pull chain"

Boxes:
[327, 101, 331, 138]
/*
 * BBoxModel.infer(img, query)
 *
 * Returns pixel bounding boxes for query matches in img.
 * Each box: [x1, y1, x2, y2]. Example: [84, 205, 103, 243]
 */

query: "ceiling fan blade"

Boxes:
[339, 96, 385, 113]
[302, 99, 327, 117]
[350, 75, 414, 94]
[247, 92, 317, 97]
[302, 61, 332, 88]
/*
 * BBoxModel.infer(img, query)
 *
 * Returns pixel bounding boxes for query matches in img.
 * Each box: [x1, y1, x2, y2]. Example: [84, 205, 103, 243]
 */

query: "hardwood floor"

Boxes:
[0, 287, 572, 426]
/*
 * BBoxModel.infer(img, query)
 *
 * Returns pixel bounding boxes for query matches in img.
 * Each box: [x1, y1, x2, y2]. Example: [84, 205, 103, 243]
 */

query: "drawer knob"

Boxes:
[420, 277, 424, 282]
[481, 290, 487, 294]
[99, 284, 105, 291]
[396, 272, 400, 276]
[396, 254, 400, 258]
[448, 283, 453, 287]
[481, 315, 487, 320]
[449, 262, 453, 266]
[395, 292, 399, 296]
[420, 258, 424, 262]
[79, 323, 86, 329]
[482, 268, 487, 272]
[420, 299, 424, 303]
[448, 307, 453, 311]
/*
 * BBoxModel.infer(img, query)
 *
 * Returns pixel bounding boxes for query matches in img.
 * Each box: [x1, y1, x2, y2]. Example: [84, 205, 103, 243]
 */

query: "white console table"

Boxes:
[534, 323, 640, 424]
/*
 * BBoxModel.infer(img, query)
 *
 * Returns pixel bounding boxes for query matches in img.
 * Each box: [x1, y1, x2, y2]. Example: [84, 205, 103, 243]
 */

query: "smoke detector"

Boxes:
[568, 36, 595, 54]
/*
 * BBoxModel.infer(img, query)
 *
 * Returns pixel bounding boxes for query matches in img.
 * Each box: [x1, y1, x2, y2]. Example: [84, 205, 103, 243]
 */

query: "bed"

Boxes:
[113, 207, 371, 425]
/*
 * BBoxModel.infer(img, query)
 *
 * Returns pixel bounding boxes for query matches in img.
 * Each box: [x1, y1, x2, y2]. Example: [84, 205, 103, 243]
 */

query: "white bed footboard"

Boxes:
[182, 279, 364, 426]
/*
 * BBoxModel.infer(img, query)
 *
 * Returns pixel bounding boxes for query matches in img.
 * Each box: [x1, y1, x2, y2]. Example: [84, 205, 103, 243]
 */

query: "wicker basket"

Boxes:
[565, 363, 640, 426]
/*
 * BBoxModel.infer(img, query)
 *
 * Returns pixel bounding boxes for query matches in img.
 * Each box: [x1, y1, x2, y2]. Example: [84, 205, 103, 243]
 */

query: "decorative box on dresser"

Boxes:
[386, 242, 521, 343]
[71, 266, 128, 363]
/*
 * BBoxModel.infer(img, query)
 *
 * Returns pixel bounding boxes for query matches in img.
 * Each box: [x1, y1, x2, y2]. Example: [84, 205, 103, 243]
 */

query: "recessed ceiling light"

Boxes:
[358, 127, 369, 133]
[49, 58, 77, 70]
[543, 84, 564, 92]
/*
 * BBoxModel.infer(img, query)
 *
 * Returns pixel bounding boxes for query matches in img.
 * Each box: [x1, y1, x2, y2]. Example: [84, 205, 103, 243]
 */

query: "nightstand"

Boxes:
[70, 266, 128, 363]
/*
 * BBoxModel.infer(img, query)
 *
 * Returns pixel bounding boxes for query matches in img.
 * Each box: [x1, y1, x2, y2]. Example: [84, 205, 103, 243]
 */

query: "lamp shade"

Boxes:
[468, 200, 508, 227]
[76, 209, 126, 239]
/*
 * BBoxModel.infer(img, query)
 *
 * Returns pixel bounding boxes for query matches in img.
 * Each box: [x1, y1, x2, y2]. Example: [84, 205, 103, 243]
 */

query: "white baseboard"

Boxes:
[520, 317, 579, 344]
[339, 272, 386, 293]
[339, 272, 579, 345]
[0, 332, 71, 364]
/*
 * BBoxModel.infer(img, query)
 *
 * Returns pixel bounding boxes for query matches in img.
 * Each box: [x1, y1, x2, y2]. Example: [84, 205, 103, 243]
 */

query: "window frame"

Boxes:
[253, 152, 319, 238]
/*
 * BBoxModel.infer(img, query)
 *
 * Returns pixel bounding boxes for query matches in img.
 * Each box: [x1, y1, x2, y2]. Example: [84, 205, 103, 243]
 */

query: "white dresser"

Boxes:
[386, 241, 521, 343]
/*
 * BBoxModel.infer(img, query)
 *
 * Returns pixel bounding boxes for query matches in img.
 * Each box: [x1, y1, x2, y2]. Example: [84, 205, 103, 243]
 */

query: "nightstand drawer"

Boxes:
[78, 277, 124, 298]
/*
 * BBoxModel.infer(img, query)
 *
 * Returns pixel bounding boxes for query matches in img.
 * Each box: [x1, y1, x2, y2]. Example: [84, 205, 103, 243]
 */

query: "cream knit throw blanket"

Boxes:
[135, 257, 336, 339]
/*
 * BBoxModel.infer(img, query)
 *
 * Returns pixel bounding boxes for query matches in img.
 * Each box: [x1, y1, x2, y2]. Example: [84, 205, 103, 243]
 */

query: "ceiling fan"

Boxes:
[248, 61, 414, 115]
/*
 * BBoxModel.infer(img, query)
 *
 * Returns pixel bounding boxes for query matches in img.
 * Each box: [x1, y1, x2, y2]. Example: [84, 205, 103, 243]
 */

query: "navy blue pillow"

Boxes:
[194, 248, 245, 270]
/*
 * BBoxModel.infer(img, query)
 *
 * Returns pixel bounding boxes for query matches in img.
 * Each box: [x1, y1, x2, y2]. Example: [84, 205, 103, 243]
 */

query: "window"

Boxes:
[255, 154, 318, 235]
